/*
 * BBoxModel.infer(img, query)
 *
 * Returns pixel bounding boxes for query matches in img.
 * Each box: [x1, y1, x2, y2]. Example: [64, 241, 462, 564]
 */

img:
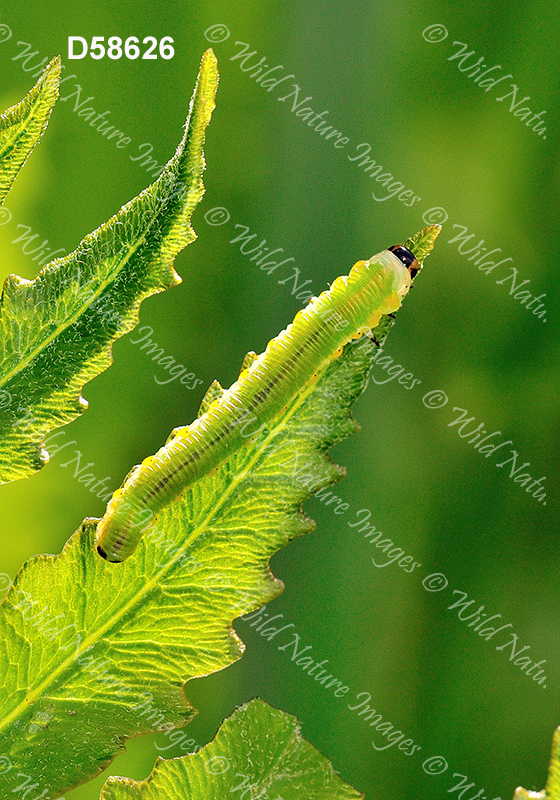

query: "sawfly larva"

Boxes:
[96, 234, 433, 562]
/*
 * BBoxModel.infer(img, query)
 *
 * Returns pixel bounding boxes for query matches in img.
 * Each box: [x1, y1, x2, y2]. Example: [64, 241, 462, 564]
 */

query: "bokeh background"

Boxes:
[0, 0, 559, 798]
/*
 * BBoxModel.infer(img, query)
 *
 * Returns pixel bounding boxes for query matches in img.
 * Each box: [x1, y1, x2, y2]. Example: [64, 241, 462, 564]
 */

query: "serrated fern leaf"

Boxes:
[0, 56, 60, 206]
[0, 231, 436, 798]
[0, 333, 380, 798]
[514, 728, 560, 800]
[0, 48, 218, 484]
[101, 699, 362, 800]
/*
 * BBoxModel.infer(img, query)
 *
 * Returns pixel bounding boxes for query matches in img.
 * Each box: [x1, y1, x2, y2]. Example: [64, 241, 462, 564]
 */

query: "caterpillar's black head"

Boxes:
[388, 245, 420, 278]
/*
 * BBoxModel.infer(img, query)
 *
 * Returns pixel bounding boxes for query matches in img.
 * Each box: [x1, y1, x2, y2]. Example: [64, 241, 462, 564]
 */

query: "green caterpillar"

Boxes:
[95, 228, 439, 562]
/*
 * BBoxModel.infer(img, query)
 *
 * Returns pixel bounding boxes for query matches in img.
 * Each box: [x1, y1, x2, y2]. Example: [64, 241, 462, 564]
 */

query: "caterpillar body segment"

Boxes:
[96, 235, 437, 563]
[197, 379, 225, 417]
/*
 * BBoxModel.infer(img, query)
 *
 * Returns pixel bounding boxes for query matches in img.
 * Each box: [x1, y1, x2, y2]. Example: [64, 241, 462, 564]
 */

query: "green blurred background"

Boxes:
[1, 0, 559, 797]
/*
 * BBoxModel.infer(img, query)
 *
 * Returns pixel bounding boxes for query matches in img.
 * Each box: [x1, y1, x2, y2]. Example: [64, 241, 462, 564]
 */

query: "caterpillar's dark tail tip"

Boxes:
[97, 544, 122, 563]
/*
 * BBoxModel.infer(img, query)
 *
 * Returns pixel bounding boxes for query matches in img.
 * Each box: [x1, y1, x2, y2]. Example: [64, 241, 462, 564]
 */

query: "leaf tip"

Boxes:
[37, 55, 62, 97]
[405, 224, 442, 266]
[202, 46, 218, 66]
[193, 48, 219, 125]
[47, 54, 62, 71]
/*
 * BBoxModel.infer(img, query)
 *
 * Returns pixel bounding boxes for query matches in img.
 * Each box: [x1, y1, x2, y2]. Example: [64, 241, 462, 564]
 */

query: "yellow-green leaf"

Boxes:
[101, 699, 363, 800]
[0, 48, 218, 484]
[0, 56, 60, 206]
[0, 230, 437, 798]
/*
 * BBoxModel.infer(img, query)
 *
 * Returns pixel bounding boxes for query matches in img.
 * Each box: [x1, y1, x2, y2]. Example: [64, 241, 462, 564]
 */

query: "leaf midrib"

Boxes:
[0, 366, 324, 735]
[0, 92, 45, 164]
[0, 175, 177, 390]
